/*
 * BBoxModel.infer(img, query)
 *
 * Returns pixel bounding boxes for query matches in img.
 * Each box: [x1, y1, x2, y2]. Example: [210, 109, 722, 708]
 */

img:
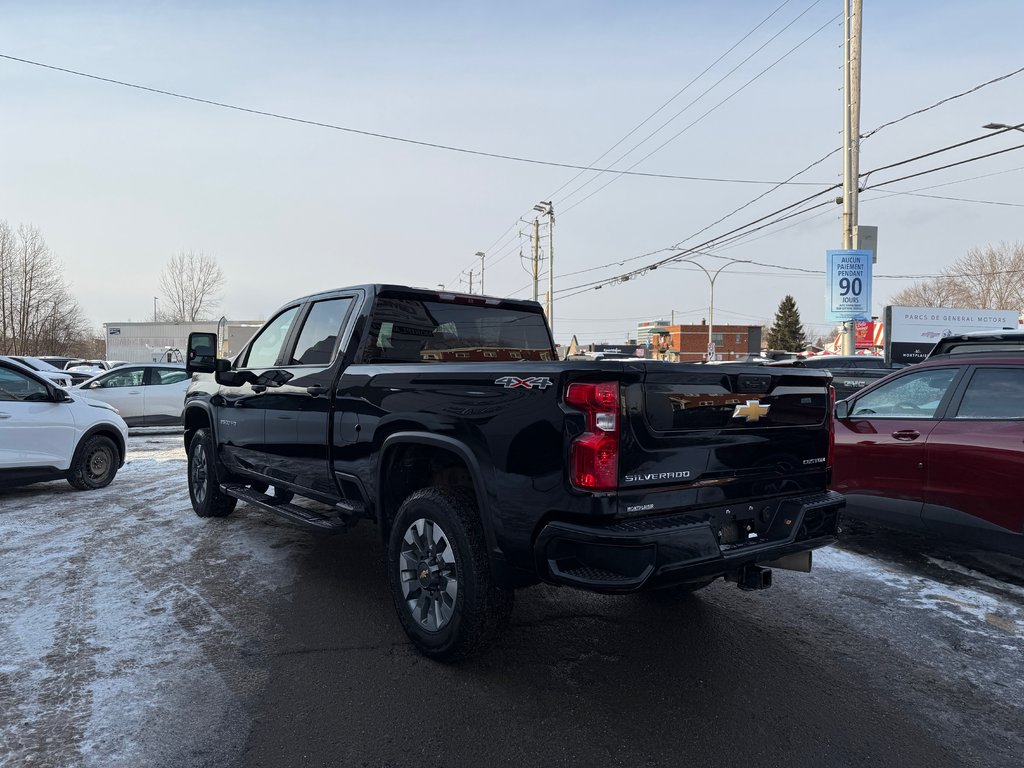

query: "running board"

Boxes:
[221, 483, 352, 533]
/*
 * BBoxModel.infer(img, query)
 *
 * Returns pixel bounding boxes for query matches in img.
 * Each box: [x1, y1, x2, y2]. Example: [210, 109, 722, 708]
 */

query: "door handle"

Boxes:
[0, 413, 10, 419]
[306, 385, 328, 397]
[891, 430, 920, 441]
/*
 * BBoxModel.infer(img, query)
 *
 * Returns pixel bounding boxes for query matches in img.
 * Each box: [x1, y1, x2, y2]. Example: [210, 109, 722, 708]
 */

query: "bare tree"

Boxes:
[0, 221, 90, 355]
[158, 250, 225, 322]
[889, 242, 1024, 310]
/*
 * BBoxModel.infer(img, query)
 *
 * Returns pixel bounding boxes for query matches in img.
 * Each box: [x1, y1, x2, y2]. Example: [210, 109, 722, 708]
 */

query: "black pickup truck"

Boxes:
[183, 285, 843, 660]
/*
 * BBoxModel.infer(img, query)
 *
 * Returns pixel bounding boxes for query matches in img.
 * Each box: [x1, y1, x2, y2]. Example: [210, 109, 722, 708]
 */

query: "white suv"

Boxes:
[0, 358, 129, 490]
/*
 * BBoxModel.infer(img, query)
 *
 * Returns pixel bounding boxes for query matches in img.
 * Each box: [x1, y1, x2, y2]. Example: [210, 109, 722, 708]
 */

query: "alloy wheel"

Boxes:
[399, 518, 459, 632]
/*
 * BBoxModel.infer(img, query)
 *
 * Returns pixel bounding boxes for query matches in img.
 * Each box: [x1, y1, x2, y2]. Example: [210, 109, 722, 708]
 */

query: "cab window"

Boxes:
[243, 306, 301, 369]
[850, 368, 957, 419]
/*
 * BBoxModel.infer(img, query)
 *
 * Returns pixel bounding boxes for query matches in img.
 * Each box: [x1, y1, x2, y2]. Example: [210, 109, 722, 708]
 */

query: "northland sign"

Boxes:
[884, 305, 1022, 365]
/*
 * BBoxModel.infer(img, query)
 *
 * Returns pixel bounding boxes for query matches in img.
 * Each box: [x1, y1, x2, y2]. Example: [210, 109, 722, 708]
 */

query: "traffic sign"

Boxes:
[825, 249, 873, 321]
[706, 341, 716, 361]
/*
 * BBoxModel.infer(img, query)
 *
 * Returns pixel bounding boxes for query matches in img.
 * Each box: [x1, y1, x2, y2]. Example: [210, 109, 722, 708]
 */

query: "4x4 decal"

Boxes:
[495, 376, 553, 390]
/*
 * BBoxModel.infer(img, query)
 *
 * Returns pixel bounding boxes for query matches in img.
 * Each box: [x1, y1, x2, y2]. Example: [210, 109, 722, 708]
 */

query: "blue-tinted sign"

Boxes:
[826, 249, 873, 321]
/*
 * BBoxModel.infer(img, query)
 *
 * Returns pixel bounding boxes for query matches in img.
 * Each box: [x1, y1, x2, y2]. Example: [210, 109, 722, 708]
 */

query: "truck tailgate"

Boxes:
[618, 363, 832, 515]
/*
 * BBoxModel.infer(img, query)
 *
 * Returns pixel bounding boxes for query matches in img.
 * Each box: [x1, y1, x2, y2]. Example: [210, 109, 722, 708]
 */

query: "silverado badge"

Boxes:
[732, 399, 771, 422]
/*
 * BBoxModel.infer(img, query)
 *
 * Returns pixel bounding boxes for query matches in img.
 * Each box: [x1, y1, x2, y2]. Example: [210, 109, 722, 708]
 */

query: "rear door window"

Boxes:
[289, 297, 355, 366]
[850, 368, 958, 419]
[953, 368, 1024, 420]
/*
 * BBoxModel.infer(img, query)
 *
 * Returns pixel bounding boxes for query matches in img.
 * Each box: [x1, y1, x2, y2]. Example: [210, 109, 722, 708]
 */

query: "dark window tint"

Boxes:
[955, 368, 1024, 419]
[244, 306, 300, 368]
[291, 298, 354, 365]
[850, 368, 957, 419]
[362, 297, 553, 363]
[0, 366, 49, 401]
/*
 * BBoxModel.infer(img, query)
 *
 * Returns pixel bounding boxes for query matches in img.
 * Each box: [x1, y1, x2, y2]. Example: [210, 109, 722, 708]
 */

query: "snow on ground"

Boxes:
[0, 433, 311, 768]
[1, 432, 1022, 767]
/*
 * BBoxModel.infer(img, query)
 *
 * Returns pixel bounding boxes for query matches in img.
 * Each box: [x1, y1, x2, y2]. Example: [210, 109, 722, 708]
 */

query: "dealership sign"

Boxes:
[884, 306, 1021, 365]
[825, 250, 873, 321]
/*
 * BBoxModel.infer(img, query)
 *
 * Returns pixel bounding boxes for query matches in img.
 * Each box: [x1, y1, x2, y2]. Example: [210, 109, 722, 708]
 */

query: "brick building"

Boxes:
[652, 323, 762, 361]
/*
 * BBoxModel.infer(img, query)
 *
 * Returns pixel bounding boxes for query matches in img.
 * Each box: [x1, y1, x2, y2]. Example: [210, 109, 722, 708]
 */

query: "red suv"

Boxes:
[831, 344, 1024, 556]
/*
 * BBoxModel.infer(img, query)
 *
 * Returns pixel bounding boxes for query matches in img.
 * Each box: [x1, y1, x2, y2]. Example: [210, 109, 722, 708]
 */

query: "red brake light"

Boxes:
[566, 381, 620, 491]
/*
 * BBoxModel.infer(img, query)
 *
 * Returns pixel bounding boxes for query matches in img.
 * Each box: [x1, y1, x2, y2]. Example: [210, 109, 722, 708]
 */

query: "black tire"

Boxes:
[272, 487, 294, 504]
[249, 481, 269, 493]
[188, 428, 237, 518]
[67, 435, 120, 490]
[387, 487, 513, 661]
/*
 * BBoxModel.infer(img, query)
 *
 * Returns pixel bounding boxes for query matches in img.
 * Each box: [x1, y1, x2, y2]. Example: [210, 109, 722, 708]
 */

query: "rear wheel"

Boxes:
[387, 487, 512, 661]
[67, 435, 119, 490]
[188, 428, 237, 518]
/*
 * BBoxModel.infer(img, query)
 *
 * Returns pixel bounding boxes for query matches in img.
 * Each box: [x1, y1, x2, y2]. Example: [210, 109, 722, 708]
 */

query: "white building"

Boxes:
[637, 319, 671, 348]
[103, 320, 264, 363]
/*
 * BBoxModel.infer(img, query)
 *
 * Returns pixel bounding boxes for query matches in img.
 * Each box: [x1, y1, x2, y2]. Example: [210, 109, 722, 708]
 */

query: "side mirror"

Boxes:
[187, 332, 221, 375]
[834, 400, 850, 420]
[52, 387, 72, 403]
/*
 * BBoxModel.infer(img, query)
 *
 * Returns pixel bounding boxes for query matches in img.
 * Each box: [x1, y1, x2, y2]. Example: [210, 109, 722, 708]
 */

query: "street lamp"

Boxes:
[475, 251, 485, 294]
[982, 122, 1024, 133]
[686, 259, 745, 359]
[533, 201, 555, 337]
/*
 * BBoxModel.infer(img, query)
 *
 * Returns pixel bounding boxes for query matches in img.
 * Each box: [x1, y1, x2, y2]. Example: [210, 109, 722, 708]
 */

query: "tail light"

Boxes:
[565, 381, 620, 491]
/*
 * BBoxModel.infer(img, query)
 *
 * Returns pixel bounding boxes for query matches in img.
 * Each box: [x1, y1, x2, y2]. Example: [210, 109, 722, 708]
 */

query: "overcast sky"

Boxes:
[2, 0, 1023, 345]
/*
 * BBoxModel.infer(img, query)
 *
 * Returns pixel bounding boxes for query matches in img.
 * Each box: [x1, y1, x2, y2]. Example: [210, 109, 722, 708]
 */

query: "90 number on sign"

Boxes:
[839, 277, 862, 297]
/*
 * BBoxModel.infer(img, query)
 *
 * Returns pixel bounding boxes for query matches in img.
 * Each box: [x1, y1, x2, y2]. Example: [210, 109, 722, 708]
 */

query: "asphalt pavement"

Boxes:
[1, 432, 1021, 768]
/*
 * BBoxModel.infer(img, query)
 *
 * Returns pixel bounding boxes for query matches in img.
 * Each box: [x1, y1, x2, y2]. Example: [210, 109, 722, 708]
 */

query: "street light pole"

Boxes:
[688, 260, 743, 359]
[533, 201, 554, 337]
[475, 251, 485, 294]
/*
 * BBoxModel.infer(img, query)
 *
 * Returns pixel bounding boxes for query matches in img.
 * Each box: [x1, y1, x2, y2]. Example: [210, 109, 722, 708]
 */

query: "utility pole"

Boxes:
[841, 0, 863, 355]
[153, 297, 158, 322]
[532, 217, 540, 302]
[476, 251, 485, 295]
[468, 270, 474, 295]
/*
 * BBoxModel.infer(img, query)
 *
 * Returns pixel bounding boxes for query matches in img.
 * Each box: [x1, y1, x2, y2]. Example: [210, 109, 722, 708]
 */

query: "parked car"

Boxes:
[831, 348, 1024, 555]
[0, 358, 128, 490]
[925, 329, 1024, 358]
[73, 363, 190, 427]
[64, 358, 130, 372]
[769, 355, 902, 400]
[1, 356, 73, 388]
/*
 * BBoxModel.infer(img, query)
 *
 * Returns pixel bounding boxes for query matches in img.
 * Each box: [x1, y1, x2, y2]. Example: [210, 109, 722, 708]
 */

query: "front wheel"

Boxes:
[188, 428, 237, 518]
[67, 435, 120, 490]
[387, 488, 512, 661]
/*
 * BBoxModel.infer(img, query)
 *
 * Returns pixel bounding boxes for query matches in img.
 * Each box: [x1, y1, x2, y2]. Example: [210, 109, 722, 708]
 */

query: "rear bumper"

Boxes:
[534, 490, 844, 592]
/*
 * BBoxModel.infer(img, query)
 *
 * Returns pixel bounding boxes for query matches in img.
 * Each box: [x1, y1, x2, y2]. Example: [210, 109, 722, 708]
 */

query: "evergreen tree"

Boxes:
[765, 295, 808, 351]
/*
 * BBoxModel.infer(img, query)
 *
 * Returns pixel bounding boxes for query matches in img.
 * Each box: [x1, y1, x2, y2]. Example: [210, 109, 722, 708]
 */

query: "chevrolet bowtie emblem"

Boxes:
[732, 400, 770, 422]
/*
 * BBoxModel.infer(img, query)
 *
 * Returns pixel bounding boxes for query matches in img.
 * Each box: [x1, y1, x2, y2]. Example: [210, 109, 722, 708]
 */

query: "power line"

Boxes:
[558, 8, 841, 216]
[545, 0, 798, 203]
[860, 65, 1024, 140]
[555, 0, 829, 211]
[0, 52, 836, 187]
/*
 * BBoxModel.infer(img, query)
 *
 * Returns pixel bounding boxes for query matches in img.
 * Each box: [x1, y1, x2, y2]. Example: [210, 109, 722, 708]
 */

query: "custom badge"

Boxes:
[732, 399, 771, 422]
[494, 376, 553, 390]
